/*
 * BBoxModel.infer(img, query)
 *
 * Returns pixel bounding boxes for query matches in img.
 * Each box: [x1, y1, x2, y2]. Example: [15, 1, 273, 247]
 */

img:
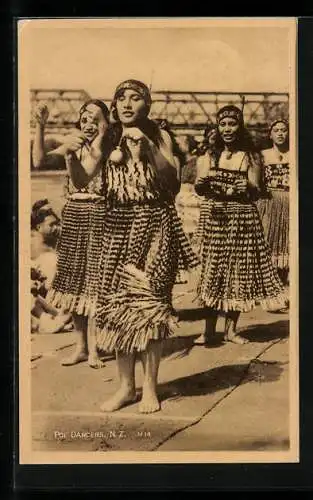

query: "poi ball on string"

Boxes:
[109, 146, 124, 165]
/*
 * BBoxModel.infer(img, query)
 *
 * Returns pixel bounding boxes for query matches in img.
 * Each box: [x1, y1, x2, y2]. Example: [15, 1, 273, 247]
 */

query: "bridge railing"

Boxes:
[30, 88, 289, 168]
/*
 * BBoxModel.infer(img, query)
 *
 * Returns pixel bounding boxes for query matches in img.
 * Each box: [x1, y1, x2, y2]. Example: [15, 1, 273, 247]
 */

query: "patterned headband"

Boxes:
[216, 107, 243, 124]
[114, 80, 152, 107]
[269, 118, 289, 131]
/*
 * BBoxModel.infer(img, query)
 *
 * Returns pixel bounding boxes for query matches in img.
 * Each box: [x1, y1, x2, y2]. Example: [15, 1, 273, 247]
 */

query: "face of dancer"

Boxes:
[218, 117, 240, 145]
[80, 103, 108, 142]
[270, 122, 288, 147]
[116, 89, 147, 126]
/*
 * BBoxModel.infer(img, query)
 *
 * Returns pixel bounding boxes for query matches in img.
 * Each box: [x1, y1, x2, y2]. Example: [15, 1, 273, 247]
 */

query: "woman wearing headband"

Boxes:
[32, 99, 112, 367]
[193, 105, 286, 346]
[95, 79, 199, 413]
[257, 119, 289, 289]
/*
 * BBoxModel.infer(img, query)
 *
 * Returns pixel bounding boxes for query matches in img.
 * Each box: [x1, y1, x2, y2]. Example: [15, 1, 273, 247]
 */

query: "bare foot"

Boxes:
[61, 348, 88, 366]
[88, 354, 106, 369]
[194, 334, 206, 345]
[100, 387, 137, 412]
[194, 334, 213, 346]
[224, 334, 249, 345]
[139, 389, 161, 414]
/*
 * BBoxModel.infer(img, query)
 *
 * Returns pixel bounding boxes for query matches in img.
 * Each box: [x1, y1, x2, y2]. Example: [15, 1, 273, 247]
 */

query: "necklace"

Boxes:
[225, 151, 233, 160]
[274, 146, 286, 163]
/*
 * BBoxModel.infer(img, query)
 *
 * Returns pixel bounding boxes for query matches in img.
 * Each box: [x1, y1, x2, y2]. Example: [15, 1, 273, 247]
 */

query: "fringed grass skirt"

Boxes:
[257, 190, 289, 271]
[193, 199, 286, 312]
[96, 202, 199, 354]
[46, 199, 105, 317]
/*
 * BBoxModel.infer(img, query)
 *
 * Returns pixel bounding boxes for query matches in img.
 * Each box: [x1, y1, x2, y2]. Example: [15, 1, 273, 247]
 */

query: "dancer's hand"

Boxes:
[33, 103, 49, 126]
[89, 113, 109, 156]
[123, 127, 148, 161]
[63, 130, 86, 155]
[122, 127, 145, 142]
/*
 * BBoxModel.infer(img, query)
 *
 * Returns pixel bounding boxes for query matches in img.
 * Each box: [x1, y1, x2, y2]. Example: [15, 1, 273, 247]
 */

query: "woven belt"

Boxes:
[67, 193, 105, 201]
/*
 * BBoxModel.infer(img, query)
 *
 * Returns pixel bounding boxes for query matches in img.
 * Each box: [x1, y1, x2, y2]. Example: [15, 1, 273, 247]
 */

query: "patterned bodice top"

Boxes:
[64, 145, 104, 198]
[262, 148, 289, 192]
[207, 168, 247, 199]
[195, 150, 255, 202]
[105, 159, 163, 206]
[65, 169, 104, 197]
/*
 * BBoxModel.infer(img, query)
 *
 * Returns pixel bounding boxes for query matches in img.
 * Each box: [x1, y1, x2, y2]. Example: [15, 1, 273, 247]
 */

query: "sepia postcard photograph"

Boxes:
[18, 17, 298, 465]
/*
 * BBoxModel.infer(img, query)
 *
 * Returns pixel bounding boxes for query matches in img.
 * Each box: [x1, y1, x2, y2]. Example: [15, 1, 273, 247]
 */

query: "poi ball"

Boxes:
[109, 147, 124, 164]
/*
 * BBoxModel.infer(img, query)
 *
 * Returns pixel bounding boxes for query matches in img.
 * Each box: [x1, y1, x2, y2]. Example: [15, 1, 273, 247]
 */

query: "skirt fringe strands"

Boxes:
[257, 190, 289, 271]
[194, 199, 286, 313]
[96, 202, 199, 354]
[46, 199, 106, 317]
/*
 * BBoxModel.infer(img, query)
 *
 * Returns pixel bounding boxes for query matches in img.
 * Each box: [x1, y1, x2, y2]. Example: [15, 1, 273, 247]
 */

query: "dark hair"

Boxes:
[210, 111, 259, 167]
[32, 199, 49, 213]
[110, 79, 152, 123]
[184, 135, 199, 154]
[75, 99, 110, 129]
[31, 199, 60, 230]
[269, 119, 289, 149]
[75, 99, 113, 159]
[214, 126, 257, 152]
[154, 119, 186, 168]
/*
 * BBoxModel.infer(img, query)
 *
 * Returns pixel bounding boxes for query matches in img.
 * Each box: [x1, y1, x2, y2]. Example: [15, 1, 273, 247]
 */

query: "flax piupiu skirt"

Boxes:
[257, 189, 289, 271]
[193, 198, 286, 312]
[95, 201, 199, 354]
[46, 198, 105, 317]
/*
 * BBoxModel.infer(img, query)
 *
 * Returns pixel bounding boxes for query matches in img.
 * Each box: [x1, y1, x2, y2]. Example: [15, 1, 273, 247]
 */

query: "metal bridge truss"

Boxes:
[30, 89, 289, 140]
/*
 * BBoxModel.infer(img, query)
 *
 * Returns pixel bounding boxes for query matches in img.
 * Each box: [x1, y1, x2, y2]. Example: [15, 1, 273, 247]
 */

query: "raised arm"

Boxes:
[64, 130, 105, 190]
[32, 103, 70, 168]
[32, 103, 49, 168]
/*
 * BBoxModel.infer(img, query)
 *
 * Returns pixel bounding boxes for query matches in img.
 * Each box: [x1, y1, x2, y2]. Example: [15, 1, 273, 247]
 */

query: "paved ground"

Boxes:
[31, 282, 290, 453]
[30, 173, 292, 455]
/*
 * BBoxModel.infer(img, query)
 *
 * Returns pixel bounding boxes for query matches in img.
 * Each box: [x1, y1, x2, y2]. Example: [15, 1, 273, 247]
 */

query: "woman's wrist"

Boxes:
[64, 150, 75, 161]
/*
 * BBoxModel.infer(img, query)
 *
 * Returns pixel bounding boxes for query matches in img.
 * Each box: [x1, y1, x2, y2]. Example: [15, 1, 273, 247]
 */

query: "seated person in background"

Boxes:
[31, 198, 61, 249]
[31, 201, 72, 334]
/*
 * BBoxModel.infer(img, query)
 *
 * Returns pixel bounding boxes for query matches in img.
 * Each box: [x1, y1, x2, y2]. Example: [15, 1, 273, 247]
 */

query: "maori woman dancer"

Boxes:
[257, 119, 290, 287]
[95, 80, 199, 413]
[193, 105, 286, 346]
[32, 100, 112, 367]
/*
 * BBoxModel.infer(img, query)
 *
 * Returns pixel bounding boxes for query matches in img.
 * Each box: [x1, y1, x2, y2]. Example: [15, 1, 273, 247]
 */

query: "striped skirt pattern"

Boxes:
[257, 190, 289, 271]
[96, 202, 199, 354]
[47, 199, 105, 317]
[193, 199, 286, 312]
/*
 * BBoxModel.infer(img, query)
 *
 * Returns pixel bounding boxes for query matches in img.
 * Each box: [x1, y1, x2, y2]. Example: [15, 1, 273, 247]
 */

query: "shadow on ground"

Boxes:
[156, 359, 286, 403]
[240, 320, 289, 343]
[161, 320, 289, 360]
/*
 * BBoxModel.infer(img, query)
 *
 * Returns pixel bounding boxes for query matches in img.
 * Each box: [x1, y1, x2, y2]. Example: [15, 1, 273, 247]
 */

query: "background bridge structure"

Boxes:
[30, 88, 289, 167]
